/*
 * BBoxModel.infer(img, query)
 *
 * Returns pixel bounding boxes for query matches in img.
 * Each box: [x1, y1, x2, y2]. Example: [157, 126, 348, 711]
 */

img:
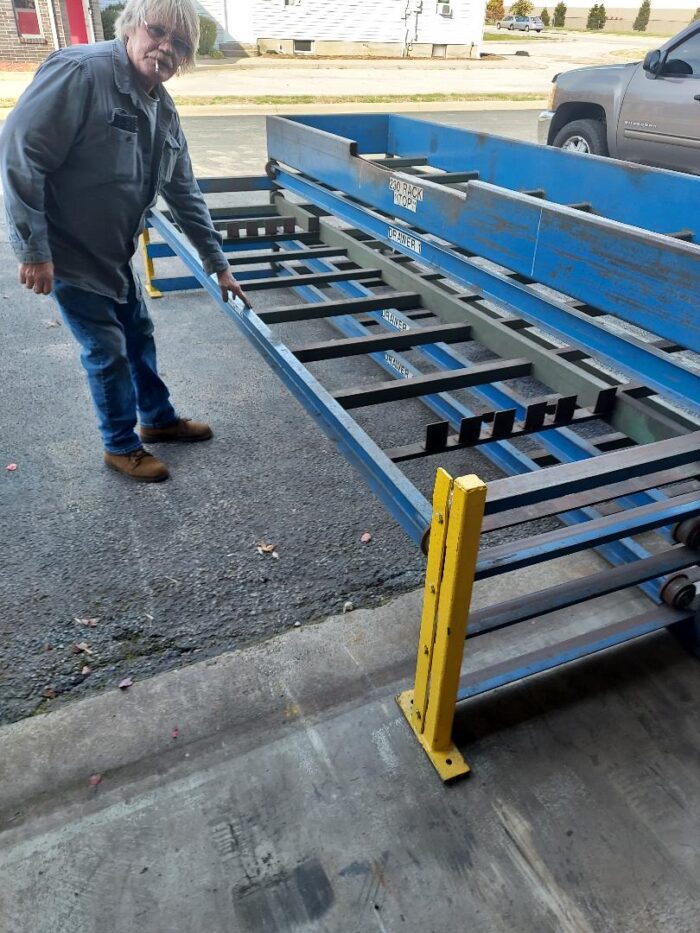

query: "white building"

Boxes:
[198, 0, 487, 58]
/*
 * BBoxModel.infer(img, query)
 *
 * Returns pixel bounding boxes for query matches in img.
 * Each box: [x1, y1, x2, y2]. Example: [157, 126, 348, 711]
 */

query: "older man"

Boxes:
[0, 0, 247, 482]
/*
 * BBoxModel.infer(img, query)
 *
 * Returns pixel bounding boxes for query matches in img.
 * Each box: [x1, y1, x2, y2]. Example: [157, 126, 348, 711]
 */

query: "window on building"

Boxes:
[293, 39, 314, 54]
[13, 0, 43, 38]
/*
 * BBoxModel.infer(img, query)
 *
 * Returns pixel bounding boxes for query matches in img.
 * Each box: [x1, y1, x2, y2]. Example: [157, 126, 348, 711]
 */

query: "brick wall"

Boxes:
[54, 0, 70, 47]
[0, 0, 53, 64]
[1, 0, 105, 65]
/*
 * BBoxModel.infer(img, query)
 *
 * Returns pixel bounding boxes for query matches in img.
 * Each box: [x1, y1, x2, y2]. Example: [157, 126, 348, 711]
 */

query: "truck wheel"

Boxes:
[552, 119, 609, 156]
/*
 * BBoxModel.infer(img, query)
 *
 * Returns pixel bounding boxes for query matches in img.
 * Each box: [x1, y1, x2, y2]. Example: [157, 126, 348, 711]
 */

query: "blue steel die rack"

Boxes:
[145, 115, 700, 779]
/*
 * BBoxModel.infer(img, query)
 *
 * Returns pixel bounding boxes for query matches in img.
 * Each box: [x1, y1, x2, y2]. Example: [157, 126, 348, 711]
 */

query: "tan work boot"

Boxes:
[104, 448, 169, 482]
[140, 417, 213, 444]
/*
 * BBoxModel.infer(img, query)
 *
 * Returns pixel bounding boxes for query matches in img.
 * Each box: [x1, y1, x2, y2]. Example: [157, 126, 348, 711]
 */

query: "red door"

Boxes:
[65, 0, 88, 44]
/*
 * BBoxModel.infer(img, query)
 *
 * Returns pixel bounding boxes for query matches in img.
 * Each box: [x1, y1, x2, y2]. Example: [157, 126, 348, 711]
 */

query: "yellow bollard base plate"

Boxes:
[396, 690, 470, 783]
[144, 285, 163, 299]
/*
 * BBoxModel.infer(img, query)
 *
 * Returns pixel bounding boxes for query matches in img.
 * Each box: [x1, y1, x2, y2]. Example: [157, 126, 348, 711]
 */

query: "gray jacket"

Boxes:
[0, 39, 228, 301]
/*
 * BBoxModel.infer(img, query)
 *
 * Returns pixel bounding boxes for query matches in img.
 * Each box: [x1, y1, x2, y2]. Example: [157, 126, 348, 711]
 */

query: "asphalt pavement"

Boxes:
[0, 109, 541, 725]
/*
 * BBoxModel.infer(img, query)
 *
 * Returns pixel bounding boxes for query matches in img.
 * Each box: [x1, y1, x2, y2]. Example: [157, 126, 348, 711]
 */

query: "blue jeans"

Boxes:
[53, 275, 177, 454]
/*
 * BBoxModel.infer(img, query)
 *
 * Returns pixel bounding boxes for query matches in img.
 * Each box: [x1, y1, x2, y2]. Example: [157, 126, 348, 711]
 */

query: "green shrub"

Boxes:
[553, 1, 567, 26]
[540, 8, 550, 26]
[101, 3, 125, 42]
[586, 3, 606, 28]
[633, 0, 650, 31]
[198, 16, 217, 56]
[692, 7, 700, 23]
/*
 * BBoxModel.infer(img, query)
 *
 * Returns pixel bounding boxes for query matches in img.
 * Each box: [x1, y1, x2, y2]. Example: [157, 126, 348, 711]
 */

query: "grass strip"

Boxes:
[483, 33, 550, 41]
[0, 92, 546, 109]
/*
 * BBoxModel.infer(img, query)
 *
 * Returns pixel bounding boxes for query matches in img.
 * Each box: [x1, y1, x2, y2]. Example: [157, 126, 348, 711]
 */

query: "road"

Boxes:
[180, 109, 540, 175]
[0, 28, 662, 102]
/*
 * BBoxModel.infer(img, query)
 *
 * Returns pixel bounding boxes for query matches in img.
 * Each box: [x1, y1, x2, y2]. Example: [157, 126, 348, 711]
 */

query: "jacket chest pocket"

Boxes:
[159, 134, 181, 185]
[106, 115, 138, 181]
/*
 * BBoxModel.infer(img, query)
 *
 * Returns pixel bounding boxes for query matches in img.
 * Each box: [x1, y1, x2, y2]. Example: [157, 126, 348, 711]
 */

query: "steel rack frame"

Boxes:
[265, 114, 700, 416]
[146, 118, 700, 779]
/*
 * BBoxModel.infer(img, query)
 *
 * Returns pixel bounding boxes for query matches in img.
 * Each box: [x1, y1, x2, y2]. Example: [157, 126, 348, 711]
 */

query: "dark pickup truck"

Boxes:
[538, 21, 700, 174]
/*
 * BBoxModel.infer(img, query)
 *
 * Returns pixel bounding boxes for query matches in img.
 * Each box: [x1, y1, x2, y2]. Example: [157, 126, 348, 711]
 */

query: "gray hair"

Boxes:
[115, 0, 200, 71]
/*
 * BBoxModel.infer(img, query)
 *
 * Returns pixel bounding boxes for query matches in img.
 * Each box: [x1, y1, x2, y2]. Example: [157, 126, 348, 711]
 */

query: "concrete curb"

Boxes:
[0, 551, 649, 825]
[0, 589, 423, 825]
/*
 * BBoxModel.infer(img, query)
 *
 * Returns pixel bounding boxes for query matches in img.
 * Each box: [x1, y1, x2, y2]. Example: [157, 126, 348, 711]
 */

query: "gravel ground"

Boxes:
[0, 110, 547, 725]
[1, 179, 568, 723]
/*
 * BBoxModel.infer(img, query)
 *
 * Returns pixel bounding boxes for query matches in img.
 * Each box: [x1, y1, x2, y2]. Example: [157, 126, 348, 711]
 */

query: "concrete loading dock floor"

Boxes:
[1, 570, 699, 932]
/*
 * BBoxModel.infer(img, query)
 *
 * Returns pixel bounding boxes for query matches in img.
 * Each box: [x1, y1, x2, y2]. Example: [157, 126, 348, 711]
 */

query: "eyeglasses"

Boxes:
[143, 21, 192, 58]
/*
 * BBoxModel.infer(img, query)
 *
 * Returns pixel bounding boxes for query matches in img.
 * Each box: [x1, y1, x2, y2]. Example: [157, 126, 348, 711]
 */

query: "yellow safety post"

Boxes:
[140, 228, 162, 299]
[397, 469, 487, 781]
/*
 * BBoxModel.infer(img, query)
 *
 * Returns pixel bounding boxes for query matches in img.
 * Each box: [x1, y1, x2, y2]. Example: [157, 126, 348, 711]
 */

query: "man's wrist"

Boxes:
[17, 254, 53, 265]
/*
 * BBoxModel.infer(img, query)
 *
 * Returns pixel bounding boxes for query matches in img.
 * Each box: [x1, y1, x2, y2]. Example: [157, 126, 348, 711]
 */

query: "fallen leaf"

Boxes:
[41, 686, 56, 699]
[256, 542, 276, 555]
[6, 464, 17, 472]
[89, 773, 102, 786]
[81, 665, 92, 676]
[72, 641, 93, 655]
[360, 532, 372, 544]
[171, 727, 180, 739]
[74, 617, 99, 627]
[118, 677, 134, 690]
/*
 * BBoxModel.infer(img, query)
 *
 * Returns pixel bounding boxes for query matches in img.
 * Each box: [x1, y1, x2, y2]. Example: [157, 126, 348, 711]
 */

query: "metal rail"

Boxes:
[144, 124, 700, 779]
[269, 164, 700, 415]
[147, 207, 433, 546]
[145, 179, 696, 585]
[259, 224, 675, 599]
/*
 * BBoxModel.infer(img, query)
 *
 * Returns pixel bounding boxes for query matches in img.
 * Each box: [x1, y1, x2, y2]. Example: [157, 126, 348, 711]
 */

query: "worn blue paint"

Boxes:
[269, 113, 700, 236]
[273, 165, 700, 416]
[267, 116, 700, 386]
